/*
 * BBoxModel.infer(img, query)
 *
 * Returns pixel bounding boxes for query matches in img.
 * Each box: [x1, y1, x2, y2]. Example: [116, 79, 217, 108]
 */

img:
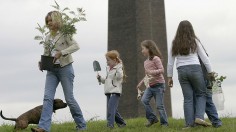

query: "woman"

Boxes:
[167, 20, 213, 128]
[31, 11, 86, 132]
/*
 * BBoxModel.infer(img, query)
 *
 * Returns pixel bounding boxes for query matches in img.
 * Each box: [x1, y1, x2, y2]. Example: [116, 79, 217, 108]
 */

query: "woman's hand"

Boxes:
[97, 73, 101, 79]
[53, 51, 62, 63]
[168, 77, 173, 88]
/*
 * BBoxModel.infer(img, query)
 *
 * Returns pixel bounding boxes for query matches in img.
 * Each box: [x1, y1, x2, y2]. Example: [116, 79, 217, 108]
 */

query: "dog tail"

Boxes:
[0, 110, 17, 122]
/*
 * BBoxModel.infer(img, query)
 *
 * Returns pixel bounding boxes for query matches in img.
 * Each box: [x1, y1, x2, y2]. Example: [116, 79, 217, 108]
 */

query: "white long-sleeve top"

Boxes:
[167, 40, 212, 77]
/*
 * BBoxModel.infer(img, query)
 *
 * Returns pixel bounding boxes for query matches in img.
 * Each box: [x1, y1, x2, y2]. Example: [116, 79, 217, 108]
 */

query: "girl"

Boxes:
[31, 11, 86, 132]
[167, 20, 213, 128]
[137, 40, 168, 127]
[97, 50, 126, 129]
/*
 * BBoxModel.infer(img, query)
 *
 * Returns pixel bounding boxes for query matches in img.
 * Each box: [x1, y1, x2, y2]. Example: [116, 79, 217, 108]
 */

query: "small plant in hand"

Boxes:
[214, 73, 227, 82]
[212, 73, 226, 94]
[34, 1, 86, 56]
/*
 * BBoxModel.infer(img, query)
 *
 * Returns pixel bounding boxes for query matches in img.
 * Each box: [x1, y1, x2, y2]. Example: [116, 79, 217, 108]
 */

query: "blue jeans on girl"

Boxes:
[106, 94, 126, 128]
[177, 65, 207, 126]
[38, 64, 86, 131]
[141, 83, 168, 125]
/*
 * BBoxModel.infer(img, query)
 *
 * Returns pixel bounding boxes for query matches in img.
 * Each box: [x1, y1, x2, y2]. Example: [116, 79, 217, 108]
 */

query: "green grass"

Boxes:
[0, 118, 235, 132]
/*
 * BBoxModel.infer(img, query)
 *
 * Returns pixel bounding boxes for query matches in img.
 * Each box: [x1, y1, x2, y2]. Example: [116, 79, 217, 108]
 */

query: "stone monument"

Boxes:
[108, 0, 172, 118]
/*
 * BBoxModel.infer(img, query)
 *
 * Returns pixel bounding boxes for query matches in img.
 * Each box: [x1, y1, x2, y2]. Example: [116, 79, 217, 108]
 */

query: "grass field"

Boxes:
[0, 118, 235, 132]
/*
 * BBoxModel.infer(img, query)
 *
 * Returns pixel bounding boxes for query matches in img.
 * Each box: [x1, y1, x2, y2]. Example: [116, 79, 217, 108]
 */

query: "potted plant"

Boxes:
[34, 1, 86, 70]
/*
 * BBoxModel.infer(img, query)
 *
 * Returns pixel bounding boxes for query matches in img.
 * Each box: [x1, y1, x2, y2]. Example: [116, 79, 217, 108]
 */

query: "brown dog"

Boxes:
[0, 99, 67, 131]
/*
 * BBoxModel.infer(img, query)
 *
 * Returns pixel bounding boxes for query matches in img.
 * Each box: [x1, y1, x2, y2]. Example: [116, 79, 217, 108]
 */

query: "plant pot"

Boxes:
[41, 55, 54, 70]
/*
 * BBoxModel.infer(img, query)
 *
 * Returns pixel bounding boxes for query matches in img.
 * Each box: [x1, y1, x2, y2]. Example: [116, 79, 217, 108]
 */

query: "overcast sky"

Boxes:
[0, 0, 235, 125]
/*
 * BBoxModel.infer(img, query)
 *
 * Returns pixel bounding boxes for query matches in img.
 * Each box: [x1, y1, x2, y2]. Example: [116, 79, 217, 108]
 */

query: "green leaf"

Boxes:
[34, 36, 43, 40]
[69, 11, 75, 15]
[77, 8, 83, 13]
[79, 17, 87, 21]
[72, 18, 79, 23]
[54, 0, 59, 8]
[39, 41, 45, 44]
[51, 5, 59, 10]
[63, 7, 70, 12]
[37, 23, 42, 29]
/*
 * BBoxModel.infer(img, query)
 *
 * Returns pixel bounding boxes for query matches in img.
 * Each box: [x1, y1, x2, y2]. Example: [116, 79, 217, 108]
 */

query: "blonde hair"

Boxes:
[45, 11, 63, 30]
[105, 50, 127, 82]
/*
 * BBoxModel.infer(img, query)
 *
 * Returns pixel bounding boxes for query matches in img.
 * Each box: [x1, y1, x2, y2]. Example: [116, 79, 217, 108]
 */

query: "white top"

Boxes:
[100, 63, 123, 94]
[167, 40, 212, 77]
[48, 34, 60, 64]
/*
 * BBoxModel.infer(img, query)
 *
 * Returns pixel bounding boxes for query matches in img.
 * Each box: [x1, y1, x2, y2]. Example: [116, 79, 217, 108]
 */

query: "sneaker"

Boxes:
[195, 118, 212, 127]
[107, 124, 114, 129]
[107, 125, 114, 129]
[145, 119, 159, 127]
[76, 126, 86, 131]
[31, 128, 46, 132]
[213, 124, 222, 128]
[117, 123, 126, 128]
[161, 124, 168, 127]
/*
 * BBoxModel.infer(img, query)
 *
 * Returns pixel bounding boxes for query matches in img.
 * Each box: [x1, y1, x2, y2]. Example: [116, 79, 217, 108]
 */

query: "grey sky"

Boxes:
[0, 0, 235, 125]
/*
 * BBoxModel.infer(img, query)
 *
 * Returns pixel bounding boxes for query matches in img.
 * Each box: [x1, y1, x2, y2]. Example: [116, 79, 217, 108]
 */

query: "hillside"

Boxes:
[0, 118, 235, 132]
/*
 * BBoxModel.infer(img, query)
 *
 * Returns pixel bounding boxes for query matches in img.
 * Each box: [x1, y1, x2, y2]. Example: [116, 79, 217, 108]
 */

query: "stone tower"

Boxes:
[108, 0, 172, 117]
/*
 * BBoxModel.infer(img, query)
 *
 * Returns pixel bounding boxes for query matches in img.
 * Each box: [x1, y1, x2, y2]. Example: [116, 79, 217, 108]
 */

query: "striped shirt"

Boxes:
[141, 56, 165, 86]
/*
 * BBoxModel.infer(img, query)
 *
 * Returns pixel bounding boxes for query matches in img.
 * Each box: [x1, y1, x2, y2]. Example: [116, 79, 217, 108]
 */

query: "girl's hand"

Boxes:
[136, 83, 142, 90]
[145, 70, 151, 75]
[53, 51, 62, 63]
[97, 73, 102, 85]
[168, 77, 173, 88]
[208, 72, 216, 81]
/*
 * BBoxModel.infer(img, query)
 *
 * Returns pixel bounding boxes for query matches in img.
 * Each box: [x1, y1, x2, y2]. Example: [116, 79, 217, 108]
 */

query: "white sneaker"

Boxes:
[195, 118, 212, 127]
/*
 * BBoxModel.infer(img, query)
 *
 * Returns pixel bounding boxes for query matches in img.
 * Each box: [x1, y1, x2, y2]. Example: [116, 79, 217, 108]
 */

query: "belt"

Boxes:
[53, 64, 62, 68]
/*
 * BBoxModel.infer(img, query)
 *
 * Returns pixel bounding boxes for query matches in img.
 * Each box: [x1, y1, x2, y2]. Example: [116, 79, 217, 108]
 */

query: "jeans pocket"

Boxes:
[156, 84, 165, 94]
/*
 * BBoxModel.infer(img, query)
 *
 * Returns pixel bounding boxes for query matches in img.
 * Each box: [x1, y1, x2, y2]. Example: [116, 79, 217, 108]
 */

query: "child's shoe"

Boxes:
[145, 118, 159, 127]
[117, 123, 126, 128]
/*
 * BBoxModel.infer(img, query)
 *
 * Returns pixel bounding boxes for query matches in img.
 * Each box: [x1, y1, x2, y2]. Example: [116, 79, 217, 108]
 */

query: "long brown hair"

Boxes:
[172, 20, 199, 56]
[141, 40, 163, 60]
[105, 50, 127, 83]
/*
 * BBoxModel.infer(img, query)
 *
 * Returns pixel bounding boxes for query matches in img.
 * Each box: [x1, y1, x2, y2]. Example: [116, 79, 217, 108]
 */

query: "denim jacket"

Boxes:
[44, 33, 79, 67]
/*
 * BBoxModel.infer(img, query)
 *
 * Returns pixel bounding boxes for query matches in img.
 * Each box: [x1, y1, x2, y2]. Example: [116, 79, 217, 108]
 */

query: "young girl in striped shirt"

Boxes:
[137, 40, 168, 127]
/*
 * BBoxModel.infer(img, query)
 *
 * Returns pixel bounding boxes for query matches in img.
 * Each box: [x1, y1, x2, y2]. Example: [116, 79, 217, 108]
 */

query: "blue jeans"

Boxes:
[38, 64, 86, 131]
[177, 65, 207, 126]
[206, 88, 222, 127]
[141, 83, 168, 125]
[106, 94, 126, 127]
